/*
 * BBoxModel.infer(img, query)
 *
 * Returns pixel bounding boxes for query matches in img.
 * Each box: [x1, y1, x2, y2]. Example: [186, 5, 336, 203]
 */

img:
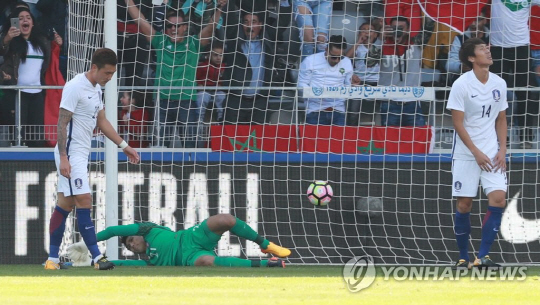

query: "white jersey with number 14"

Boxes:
[446, 71, 508, 160]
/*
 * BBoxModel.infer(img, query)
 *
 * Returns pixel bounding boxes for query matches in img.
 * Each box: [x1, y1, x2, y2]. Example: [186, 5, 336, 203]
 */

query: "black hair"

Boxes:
[125, 90, 150, 108]
[211, 40, 224, 50]
[121, 236, 128, 246]
[2, 7, 47, 63]
[359, 22, 371, 30]
[165, 9, 186, 23]
[241, 11, 264, 24]
[91, 48, 117, 69]
[459, 37, 486, 70]
[328, 35, 347, 50]
[389, 16, 410, 29]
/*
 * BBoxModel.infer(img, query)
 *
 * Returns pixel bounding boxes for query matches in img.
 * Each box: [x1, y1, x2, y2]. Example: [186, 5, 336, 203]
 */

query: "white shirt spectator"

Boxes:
[491, 0, 540, 47]
[298, 52, 353, 114]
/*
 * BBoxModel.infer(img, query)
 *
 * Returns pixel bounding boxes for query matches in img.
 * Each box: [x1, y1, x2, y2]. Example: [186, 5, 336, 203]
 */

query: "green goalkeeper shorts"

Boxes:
[181, 220, 222, 266]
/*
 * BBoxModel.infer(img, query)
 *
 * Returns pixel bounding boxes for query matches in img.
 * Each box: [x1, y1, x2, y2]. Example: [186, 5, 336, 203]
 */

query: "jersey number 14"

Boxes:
[481, 105, 491, 118]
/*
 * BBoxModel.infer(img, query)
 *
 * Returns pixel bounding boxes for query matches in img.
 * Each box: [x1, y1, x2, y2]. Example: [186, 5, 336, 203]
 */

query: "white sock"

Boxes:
[93, 254, 103, 263]
[47, 257, 60, 264]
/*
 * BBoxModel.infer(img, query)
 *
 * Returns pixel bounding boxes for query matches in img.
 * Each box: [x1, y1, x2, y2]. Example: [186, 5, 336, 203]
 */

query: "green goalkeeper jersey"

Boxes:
[96, 223, 184, 266]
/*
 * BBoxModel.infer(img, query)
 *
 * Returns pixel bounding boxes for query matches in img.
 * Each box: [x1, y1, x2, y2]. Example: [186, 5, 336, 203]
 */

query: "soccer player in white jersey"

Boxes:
[446, 38, 508, 269]
[44, 48, 140, 270]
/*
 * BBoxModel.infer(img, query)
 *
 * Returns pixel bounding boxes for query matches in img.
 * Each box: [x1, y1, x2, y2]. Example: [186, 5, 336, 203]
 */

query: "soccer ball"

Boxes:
[307, 181, 333, 206]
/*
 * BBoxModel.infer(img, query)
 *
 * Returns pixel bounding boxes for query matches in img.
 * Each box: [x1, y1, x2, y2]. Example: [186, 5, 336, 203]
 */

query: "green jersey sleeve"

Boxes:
[110, 260, 149, 266]
[97, 223, 171, 242]
[96, 224, 141, 242]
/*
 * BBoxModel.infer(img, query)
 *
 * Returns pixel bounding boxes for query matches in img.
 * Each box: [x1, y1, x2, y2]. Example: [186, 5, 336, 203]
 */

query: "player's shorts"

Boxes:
[181, 220, 222, 266]
[54, 150, 91, 196]
[451, 159, 507, 197]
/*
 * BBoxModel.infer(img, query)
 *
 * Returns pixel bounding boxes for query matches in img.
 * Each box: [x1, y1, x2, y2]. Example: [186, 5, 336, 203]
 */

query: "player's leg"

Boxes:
[475, 171, 507, 268]
[206, 214, 291, 257]
[453, 197, 473, 269]
[45, 192, 75, 270]
[451, 159, 481, 269]
[68, 155, 114, 270]
[45, 150, 77, 269]
[194, 254, 285, 268]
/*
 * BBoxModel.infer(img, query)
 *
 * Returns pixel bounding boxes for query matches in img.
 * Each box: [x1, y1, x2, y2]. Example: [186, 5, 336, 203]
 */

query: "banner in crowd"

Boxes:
[210, 125, 434, 154]
[302, 86, 435, 101]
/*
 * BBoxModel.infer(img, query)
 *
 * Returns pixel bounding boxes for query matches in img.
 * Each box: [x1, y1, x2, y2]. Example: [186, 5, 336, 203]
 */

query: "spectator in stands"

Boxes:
[119, 91, 152, 148]
[344, 22, 381, 126]
[446, 16, 489, 85]
[0, 7, 62, 147]
[421, 20, 459, 81]
[117, 0, 161, 87]
[298, 35, 357, 126]
[378, 16, 425, 127]
[490, 0, 539, 148]
[196, 41, 226, 123]
[292, 0, 333, 59]
[531, 6, 540, 87]
[124, 0, 226, 147]
[222, 11, 277, 124]
[346, 22, 381, 86]
[182, 0, 224, 37]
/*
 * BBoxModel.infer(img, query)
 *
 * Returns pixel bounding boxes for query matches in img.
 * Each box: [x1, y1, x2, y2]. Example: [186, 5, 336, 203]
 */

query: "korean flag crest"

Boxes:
[492, 89, 501, 102]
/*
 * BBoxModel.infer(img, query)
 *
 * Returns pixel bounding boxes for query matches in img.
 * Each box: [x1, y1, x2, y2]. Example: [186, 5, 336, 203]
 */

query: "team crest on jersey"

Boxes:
[412, 87, 424, 98]
[312, 87, 324, 96]
[454, 181, 462, 191]
[492, 89, 501, 102]
[74, 178, 83, 189]
[339, 68, 345, 75]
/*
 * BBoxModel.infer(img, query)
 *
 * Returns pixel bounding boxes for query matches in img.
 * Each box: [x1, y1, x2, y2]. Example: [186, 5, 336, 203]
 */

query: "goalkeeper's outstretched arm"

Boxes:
[96, 224, 141, 242]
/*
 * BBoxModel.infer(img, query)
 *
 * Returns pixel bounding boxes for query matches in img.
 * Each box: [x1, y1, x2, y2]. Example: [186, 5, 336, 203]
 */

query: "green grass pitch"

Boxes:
[1, 265, 540, 305]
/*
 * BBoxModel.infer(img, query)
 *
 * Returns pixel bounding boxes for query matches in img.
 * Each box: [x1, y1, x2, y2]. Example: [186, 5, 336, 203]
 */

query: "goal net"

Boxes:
[31, 0, 539, 265]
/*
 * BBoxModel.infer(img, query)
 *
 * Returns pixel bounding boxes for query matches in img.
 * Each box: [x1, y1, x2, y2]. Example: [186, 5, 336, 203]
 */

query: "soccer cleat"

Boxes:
[44, 260, 61, 270]
[267, 257, 285, 268]
[261, 242, 291, 258]
[452, 259, 471, 270]
[473, 255, 501, 269]
[94, 256, 115, 270]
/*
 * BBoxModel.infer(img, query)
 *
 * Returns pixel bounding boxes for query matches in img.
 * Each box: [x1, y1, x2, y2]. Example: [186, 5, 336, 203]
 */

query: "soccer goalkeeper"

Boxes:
[68, 214, 291, 268]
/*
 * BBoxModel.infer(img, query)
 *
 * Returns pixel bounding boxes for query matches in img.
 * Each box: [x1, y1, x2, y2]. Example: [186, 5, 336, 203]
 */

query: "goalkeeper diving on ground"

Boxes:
[67, 214, 291, 268]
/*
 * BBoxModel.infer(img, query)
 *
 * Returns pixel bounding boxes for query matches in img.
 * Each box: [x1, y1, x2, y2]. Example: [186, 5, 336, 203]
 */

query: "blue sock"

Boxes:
[478, 206, 504, 258]
[454, 211, 471, 261]
[76, 208, 101, 259]
[49, 206, 70, 259]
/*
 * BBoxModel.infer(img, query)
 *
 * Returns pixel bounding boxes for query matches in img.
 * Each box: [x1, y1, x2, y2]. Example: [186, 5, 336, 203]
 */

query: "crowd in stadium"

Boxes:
[0, 0, 539, 148]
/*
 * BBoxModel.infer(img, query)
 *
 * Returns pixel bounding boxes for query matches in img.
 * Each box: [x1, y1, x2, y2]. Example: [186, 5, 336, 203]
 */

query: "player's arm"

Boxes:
[96, 223, 141, 242]
[110, 260, 149, 266]
[451, 109, 492, 171]
[492, 110, 507, 173]
[96, 110, 140, 164]
[199, 0, 227, 46]
[57, 108, 73, 178]
[124, 0, 155, 42]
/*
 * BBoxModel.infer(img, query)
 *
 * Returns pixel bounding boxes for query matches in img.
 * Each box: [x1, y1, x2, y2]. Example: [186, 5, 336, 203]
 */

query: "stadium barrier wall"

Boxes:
[1, 152, 539, 264]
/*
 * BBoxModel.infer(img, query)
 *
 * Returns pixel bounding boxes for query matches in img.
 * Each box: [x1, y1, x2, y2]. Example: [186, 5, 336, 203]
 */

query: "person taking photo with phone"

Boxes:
[0, 6, 63, 147]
